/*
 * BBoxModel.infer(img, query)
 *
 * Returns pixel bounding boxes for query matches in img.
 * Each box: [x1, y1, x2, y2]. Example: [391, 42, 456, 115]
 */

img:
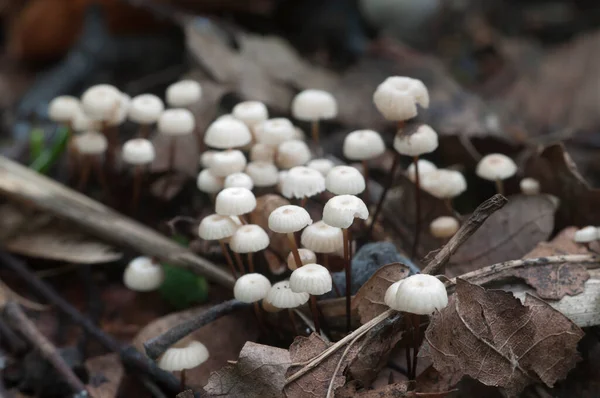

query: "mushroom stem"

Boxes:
[131, 166, 143, 211]
[247, 253, 255, 273]
[218, 240, 237, 278]
[411, 155, 422, 260]
[411, 313, 422, 380]
[180, 368, 186, 391]
[300, 197, 308, 208]
[102, 123, 118, 174]
[167, 137, 176, 174]
[91, 156, 111, 202]
[495, 179, 504, 195]
[77, 155, 92, 191]
[323, 254, 341, 297]
[343, 228, 351, 332]
[368, 151, 400, 238]
[311, 120, 321, 155]
[309, 295, 321, 335]
[444, 198, 454, 213]
[138, 124, 151, 139]
[288, 309, 299, 335]
[253, 301, 266, 334]
[238, 215, 248, 225]
[286, 233, 303, 269]
[233, 252, 245, 275]
[362, 159, 370, 204]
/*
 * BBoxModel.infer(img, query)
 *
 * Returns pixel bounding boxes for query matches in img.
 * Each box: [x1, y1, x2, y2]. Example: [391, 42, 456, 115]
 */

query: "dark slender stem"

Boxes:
[411, 314, 421, 380]
[405, 333, 412, 380]
[247, 253, 254, 273]
[309, 295, 321, 335]
[92, 156, 111, 202]
[287, 233, 303, 269]
[311, 120, 322, 156]
[444, 198, 454, 214]
[300, 197, 308, 208]
[180, 369, 186, 392]
[233, 252, 245, 275]
[343, 228, 351, 332]
[103, 124, 118, 174]
[218, 240, 237, 278]
[323, 254, 341, 297]
[362, 159, 370, 204]
[368, 153, 399, 238]
[411, 156, 421, 260]
[0, 316, 26, 354]
[4, 302, 87, 394]
[495, 179, 504, 195]
[161, 138, 176, 198]
[77, 155, 91, 191]
[131, 166, 143, 212]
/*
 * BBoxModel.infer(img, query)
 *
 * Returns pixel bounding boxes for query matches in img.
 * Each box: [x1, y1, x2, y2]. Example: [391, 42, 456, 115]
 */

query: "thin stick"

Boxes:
[411, 314, 421, 380]
[180, 369, 186, 392]
[4, 302, 87, 394]
[362, 159, 370, 204]
[495, 179, 504, 195]
[248, 253, 255, 273]
[325, 329, 367, 398]
[287, 233, 303, 269]
[309, 295, 321, 335]
[233, 252, 245, 275]
[161, 138, 176, 197]
[219, 240, 237, 278]
[0, 316, 27, 353]
[343, 228, 351, 332]
[311, 120, 320, 151]
[77, 156, 91, 191]
[411, 156, 421, 260]
[368, 153, 399, 238]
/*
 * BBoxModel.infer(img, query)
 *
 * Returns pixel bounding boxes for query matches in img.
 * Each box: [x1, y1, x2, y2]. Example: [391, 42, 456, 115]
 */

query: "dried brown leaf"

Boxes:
[336, 380, 454, 397]
[85, 354, 124, 398]
[448, 194, 557, 276]
[353, 263, 410, 324]
[204, 341, 290, 398]
[426, 279, 584, 397]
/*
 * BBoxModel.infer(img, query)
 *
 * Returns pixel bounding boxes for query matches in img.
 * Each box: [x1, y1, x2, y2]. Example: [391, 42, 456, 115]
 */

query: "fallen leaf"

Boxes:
[204, 341, 290, 397]
[177, 390, 195, 398]
[85, 353, 124, 398]
[336, 380, 454, 397]
[250, 194, 291, 261]
[448, 194, 558, 275]
[352, 262, 410, 324]
[426, 279, 584, 397]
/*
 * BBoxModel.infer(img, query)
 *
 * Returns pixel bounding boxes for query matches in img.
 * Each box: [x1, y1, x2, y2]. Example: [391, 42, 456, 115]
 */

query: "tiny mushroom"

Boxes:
[343, 129, 385, 197]
[232, 101, 268, 129]
[224, 172, 254, 190]
[373, 76, 429, 122]
[430, 216, 460, 239]
[233, 273, 272, 303]
[406, 159, 437, 183]
[325, 165, 366, 196]
[48, 95, 80, 125]
[122, 138, 156, 208]
[289, 263, 332, 334]
[476, 153, 517, 195]
[420, 169, 467, 209]
[307, 158, 335, 177]
[196, 169, 224, 195]
[158, 340, 209, 388]
[166, 80, 202, 107]
[204, 118, 252, 150]
[287, 248, 317, 271]
[246, 161, 279, 187]
[128, 94, 164, 137]
[80, 84, 122, 121]
[229, 224, 270, 273]
[123, 256, 164, 292]
[256, 118, 295, 146]
[574, 226, 598, 246]
[276, 140, 312, 169]
[280, 166, 326, 202]
[250, 143, 276, 163]
[291, 89, 337, 148]
[268, 205, 313, 270]
[209, 150, 247, 178]
[520, 178, 541, 195]
[215, 188, 257, 222]
[158, 108, 196, 173]
[198, 214, 240, 277]
[73, 131, 108, 191]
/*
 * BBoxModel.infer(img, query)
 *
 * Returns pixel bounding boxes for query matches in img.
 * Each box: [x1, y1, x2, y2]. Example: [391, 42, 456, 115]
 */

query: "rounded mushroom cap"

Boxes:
[74, 131, 108, 155]
[291, 89, 338, 121]
[204, 118, 252, 149]
[520, 178, 540, 195]
[198, 214, 239, 241]
[301, 220, 344, 253]
[406, 159, 437, 182]
[246, 161, 279, 187]
[209, 150, 247, 177]
[325, 166, 366, 195]
[200, 150, 217, 168]
[574, 226, 598, 243]
[229, 224, 270, 253]
[158, 109, 195, 136]
[277, 170, 289, 193]
[123, 256, 164, 292]
[158, 341, 209, 372]
[343, 130, 386, 160]
[266, 280, 309, 308]
[122, 138, 155, 165]
[393, 124, 438, 156]
[373, 76, 429, 121]
[268, 205, 312, 233]
[307, 158, 335, 177]
[250, 143, 276, 163]
[48, 96, 80, 123]
[129, 94, 164, 124]
[81, 84, 122, 121]
[430, 216, 460, 239]
[106, 93, 131, 127]
[322, 195, 369, 229]
[476, 154, 518, 181]
[287, 248, 317, 270]
[387, 274, 448, 314]
[166, 80, 202, 107]
[276, 140, 311, 169]
[215, 187, 257, 216]
[290, 263, 332, 295]
[232, 101, 268, 128]
[234, 273, 272, 303]
[224, 172, 254, 190]
[72, 108, 98, 132]
[281, 166, 326, 199]
[256, 118, 295, 146]
[196, 169, 224, 194]
[384, 280, 402, 308]
[421, 169, 467, 199]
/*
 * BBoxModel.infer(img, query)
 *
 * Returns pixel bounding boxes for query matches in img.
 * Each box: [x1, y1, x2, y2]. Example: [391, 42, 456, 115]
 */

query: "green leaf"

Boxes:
[30, 127, 70, 174]
[159, 263, 209, 309]
[29, 128, 45, 162]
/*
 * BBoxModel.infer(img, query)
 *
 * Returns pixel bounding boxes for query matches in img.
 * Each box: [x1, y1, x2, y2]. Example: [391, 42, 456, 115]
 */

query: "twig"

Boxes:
[0, 316, 27, 354]
[144, 299, 250, 360]
[422, 194, 508, 275]
[325, 328, 368, 398]
[4, 302, 87, 395]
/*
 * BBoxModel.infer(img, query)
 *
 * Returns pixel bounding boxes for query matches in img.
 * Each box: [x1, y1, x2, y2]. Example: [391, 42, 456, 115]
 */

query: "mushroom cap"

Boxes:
[232, 101, 268, 128]
[307, 158, 335, 177]
[72, 108, 98, 132]
[322, 195, 369, 229]
[393, 124, 438, 156]
[574, 226, 598, 243]
[520, 178, 540, 195]
[158, 109, 195, 136]
[268, 205, 312, 233]
[81, 84, 122, 121]
[246, 161, 279, 187]
[196, 169, 224, 194]
[224, 172, 254, 190]
[325, 166, 366, 195]
[421, 169, 467, 199]
[200, 150, 217, 168]
[373, 76, 429, 121]
[229, 224, 270, 253]
[277, 171, 289, 194]
[48, 95, 80, 123]
[266, 280, 309, 308]
[287, 248, 317, 270]
[158, 341, 209, 372]
[73, 131, 108, 155]
[123, 256, 164, 292]
[234, 273, 272, 303]
[250, 143, 276, 163]
[281, 166, 326, 199]
[276, 140, 311, 169]
[343, 130, 386, 160]
[293, 126, 306, 141]
[262, 299, 283, 313]
[256, 118, 295, 146]
[129, 94, 164, 124]
[166, 80, 202, 107]
[106, 93, 131, 127]
[476, 154, 518, 181]
[198, 214, 239, 241]
[204, 117, 252, 149]
[301, 220, 344, 254]
[209, 150, 247, 177]
[384, 280, 402, 308]
[215, 187, 257, 216]
[122, 138, 155, 165]
[406, 159, 437, 182]
[289, 263, 332, 295]
[430, 216, 460, 239]
[387, 274, 448, 314]
[291, 89, 338, 121]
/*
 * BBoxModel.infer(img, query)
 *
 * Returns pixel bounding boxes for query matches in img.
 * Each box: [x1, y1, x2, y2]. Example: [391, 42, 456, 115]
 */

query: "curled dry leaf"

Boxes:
[426, 279, 584, 397]
[250, 195, 291, 261]
[448, 194, 558, 276]
[85, 354, 124, 398]
[204, 341, 290, 398]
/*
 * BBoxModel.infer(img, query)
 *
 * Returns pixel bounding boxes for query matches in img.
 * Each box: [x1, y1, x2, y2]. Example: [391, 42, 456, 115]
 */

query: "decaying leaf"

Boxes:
[204, 342, 290, 397]
[352, 262, 410, 324]
[448, 194, 558, 275]
[85, 354, 124, 398]
[250, 195, 291, 261]
[336, 380, 454, 397]
[426, 279, 584, 397]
